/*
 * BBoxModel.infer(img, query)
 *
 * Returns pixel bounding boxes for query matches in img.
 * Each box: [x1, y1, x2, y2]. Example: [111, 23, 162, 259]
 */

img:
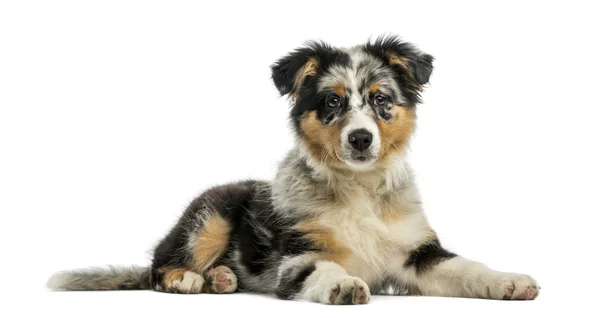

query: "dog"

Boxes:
[47, 35, 539, 304]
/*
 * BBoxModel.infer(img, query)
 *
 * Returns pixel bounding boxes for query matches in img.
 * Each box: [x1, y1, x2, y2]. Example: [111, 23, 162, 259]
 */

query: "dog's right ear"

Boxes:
[271, 42, 334, 98]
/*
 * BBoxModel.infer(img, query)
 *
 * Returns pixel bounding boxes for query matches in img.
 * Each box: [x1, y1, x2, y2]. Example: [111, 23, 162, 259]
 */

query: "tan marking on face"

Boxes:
[300, 110, 345, 167]
[296, 219, 350, 265]
[159, 268, 189, 289]
[334, 83, 345, 96]
[368, 83, 381, 94]
[191, 213, 231, 272]
[291, 57, 319, 99]
[377, 106, 416, 161]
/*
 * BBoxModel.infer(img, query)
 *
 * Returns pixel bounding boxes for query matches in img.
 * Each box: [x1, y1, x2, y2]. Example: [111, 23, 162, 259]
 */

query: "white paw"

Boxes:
[171, 271, 205, 294]
[205, 266, 238, 294]
[325, 277, 370, 305]
[489, 273, 540, 300]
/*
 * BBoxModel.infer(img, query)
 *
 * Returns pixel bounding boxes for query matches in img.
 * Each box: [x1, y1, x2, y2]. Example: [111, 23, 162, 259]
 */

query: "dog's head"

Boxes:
[272, 35, 433, 171]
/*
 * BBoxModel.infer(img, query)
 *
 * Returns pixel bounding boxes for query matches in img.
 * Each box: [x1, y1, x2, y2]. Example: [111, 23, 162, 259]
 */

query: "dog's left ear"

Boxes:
[366, 36, 434, 86]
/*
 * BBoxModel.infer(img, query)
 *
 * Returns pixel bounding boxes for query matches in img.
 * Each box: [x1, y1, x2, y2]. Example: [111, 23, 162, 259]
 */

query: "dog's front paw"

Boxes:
[326, 277, 370, 305]
[488, 273, 539, 300]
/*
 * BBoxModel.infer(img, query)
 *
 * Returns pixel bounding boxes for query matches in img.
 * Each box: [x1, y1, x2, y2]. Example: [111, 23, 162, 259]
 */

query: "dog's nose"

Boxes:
[348, 129, 373, 152]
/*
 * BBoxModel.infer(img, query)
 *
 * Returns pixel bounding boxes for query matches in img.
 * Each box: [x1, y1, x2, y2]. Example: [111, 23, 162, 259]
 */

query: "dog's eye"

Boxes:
[326, 94, 341, 108]
[373, 94, 387, 106]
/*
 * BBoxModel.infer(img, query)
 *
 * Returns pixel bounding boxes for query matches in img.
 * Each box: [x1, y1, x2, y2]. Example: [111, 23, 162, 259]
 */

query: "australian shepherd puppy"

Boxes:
[48, 36, 539, 304]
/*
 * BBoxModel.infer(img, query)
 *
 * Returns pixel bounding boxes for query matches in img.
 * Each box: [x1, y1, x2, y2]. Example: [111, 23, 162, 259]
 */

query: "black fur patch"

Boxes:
[150, 268, 166, 291]
[404, 237, 456, 274]
[275, 264, 316, 300]
[278, 229, 318, 256]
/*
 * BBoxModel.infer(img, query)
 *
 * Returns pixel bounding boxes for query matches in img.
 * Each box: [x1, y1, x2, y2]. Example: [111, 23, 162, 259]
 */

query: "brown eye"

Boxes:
[326, 94, 341, 108]
[374, 94, 387, 106]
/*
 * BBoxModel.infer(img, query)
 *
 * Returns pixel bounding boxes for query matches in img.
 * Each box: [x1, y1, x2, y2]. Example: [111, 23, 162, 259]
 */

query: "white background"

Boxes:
[1, 0, 598, 317]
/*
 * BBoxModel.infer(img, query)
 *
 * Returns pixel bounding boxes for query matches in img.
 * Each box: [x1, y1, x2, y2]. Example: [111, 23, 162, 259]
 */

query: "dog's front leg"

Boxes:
[276, 256, 370, 305]
[400, 238, 540, 300]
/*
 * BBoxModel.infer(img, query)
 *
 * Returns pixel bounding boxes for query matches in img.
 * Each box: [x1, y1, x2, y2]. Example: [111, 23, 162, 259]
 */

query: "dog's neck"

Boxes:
[296, 143, 412, 196]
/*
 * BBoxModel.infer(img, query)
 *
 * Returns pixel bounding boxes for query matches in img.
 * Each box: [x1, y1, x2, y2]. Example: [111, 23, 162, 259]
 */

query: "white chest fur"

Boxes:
[316, 193, 433, 284]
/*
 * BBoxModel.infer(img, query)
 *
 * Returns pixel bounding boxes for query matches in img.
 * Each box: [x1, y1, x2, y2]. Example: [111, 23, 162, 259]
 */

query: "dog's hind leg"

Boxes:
[204, 265, 238, 293]
[150, 210, 234, 293]
[149, 180, 270, 294]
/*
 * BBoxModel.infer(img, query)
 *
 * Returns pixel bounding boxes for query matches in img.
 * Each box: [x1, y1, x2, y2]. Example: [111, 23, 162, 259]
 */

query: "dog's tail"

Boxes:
[47, 266, 152, 291]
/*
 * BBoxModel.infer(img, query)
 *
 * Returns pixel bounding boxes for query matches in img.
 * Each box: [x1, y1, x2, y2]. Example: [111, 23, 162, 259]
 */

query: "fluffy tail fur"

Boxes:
[47, 266, 151, 291]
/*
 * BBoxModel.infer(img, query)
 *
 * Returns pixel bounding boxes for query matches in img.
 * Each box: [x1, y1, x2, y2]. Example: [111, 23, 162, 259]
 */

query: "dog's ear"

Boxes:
[365, 35, 434, 86]
[271, 41, 335, 98]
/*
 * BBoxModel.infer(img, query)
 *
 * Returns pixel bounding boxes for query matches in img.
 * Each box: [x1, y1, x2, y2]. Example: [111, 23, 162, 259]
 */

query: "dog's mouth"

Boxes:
[354, 155, 369, 162]
[343, 152, 377, 169]
[331, 148, 378, 169]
